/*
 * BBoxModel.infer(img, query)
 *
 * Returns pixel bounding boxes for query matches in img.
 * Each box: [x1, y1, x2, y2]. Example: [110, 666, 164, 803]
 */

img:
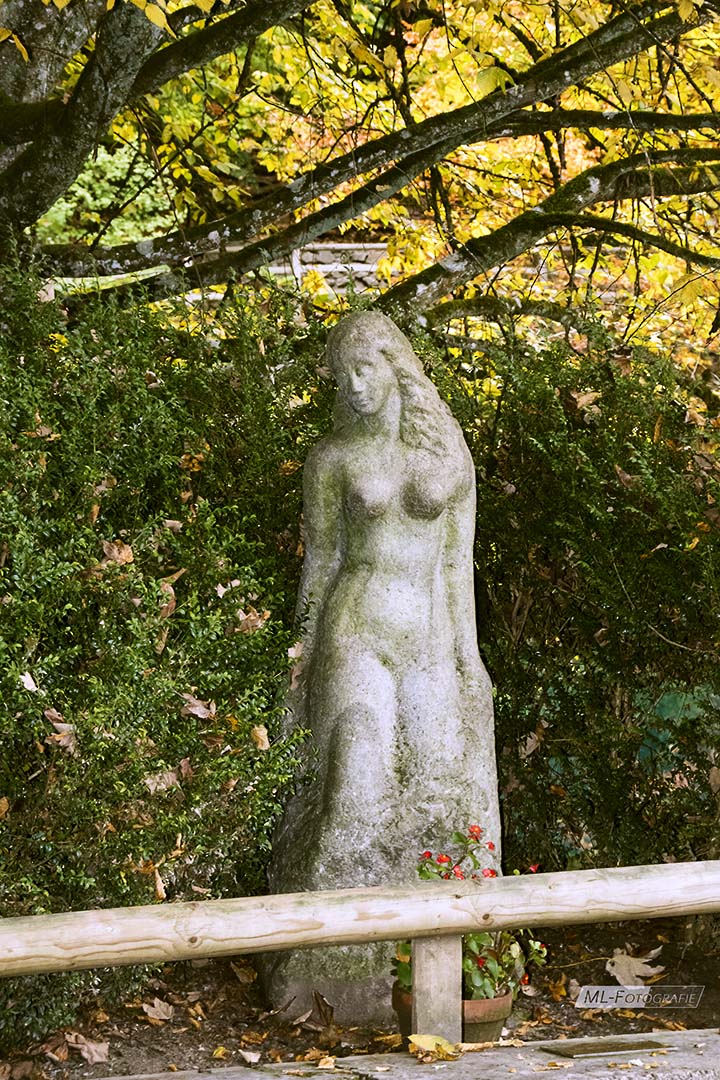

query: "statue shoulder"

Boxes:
[303, 437, 344, 494]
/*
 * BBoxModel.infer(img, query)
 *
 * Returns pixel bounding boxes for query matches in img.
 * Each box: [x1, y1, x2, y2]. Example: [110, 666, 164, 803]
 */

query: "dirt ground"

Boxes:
[2, 916, 718, 1080]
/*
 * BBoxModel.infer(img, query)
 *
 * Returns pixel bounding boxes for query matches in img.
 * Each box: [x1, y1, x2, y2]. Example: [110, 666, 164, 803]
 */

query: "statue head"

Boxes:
[326, 311, 459, 457]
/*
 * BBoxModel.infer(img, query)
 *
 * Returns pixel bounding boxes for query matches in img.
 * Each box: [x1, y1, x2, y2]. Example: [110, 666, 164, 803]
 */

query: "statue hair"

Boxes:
[326, 311, 462, 458]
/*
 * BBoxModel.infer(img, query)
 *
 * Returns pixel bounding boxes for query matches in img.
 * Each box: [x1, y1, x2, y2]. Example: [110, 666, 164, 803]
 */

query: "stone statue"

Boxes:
[265, 311, 500, 1022]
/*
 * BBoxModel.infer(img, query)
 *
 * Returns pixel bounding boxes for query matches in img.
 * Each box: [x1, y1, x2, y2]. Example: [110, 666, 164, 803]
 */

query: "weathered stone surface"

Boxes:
[264, 311, 500, 1022]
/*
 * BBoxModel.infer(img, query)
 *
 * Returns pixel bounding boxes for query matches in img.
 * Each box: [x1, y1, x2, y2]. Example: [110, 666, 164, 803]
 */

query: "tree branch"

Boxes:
[39, 1, 719, 279]
[380, 150, 720, 313]
[0, 2, 164, 238]
[129, 0, 314, 99]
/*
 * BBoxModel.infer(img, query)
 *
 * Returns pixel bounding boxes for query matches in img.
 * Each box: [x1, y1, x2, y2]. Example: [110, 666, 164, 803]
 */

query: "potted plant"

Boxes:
[391, 826, 547, 1043]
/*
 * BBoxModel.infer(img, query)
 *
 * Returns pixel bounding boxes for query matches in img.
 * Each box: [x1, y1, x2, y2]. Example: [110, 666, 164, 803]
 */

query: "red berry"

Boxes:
[486, 841, 495, 851]
[521, 973, 530, 985]
[476, 956, 486, 968]
[420, 851, 432, 860]
[436, 853, 451, 864]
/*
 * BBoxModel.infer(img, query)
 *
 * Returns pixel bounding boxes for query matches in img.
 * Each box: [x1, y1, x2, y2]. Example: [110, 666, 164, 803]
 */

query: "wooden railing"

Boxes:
[2, 861, 720, 1042]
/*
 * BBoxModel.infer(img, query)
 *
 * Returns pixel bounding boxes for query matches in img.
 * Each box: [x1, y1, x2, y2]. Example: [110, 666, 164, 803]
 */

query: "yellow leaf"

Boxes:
[678, 0, 698, 21]
[616, 80, 634, 106]
[212, 1047, 230, 1060]
[0, 28, 12, 42]
[383, 45, 398, 68]
[52, 0, 73, 10]
[414, 18, 434, 37]
[144, 3, 174, 33]
[408, 1035, 461, 1061]
[348, 40, 384, 76]
[107, 0, 116, 9]
[10, 33, 29, 61]
[476, 65, 514, 97]
[195, 0, 215, 11]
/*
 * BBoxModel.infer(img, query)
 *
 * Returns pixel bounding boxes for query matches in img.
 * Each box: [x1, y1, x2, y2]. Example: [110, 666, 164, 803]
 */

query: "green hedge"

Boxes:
[0, 277, 330, 1046]
[0, 275, 718, 1047]
[431, 333, 720, 872]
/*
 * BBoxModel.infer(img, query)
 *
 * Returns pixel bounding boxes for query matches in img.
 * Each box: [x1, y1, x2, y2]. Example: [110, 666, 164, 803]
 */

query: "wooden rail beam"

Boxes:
[1, 861, 719, 978]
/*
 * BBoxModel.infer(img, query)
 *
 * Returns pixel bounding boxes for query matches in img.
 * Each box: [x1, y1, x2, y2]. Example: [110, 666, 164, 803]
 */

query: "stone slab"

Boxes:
[259, 1030, 720, 1079]
[95, 1030, 720, 1080]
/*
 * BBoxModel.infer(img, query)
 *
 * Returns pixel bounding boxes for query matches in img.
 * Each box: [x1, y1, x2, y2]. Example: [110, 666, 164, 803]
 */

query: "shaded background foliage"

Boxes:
[0, 273, 718, 1046]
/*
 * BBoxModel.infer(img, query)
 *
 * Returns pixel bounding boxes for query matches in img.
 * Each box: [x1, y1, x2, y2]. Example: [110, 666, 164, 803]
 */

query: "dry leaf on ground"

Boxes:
[408, 1034, 461, 1062]
[142, 997, 175, 1021]
[65, 1032, 110, 1064]
[606, 946, 664, 986]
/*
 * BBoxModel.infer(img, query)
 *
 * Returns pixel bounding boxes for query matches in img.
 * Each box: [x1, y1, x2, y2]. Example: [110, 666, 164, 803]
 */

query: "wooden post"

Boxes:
[411, 935, 462, 1043]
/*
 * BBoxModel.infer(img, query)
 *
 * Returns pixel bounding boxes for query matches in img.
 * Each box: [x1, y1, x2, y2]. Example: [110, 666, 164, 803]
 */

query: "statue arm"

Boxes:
[444, 455, 492, 694]
[296, 442, 342, 657]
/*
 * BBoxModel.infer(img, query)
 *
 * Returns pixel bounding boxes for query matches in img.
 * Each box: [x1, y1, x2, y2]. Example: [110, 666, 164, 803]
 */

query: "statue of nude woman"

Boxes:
[265, 311, 500, 1020]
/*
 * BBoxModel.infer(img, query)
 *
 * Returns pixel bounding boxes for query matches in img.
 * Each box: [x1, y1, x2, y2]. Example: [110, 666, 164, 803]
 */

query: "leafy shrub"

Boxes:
[1, 275, 718, 1047]
[432, 331, 720, 872]
[0, 274, 331, 1048]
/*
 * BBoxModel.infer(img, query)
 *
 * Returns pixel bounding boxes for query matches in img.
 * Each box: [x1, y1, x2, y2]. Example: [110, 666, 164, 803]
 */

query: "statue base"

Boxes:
[260, 941, 396, 1027]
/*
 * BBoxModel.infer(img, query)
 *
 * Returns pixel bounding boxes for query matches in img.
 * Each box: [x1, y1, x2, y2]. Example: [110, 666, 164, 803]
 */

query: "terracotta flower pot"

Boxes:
[391, 983, 513, 1044]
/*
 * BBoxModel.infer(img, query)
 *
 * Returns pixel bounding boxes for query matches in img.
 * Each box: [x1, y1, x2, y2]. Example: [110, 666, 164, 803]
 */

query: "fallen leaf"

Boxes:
[606, 946, 664, 986]
[408, 1034, 461, 1062]
[142, 996, 174, 1021]
[45, 721, 77, 755]
[9, 1062, 34, 1079]
[251, 725, 270, 751]
[547, 972, 568, 1001]
[0, 796, 9, 820]
[159, 581, 177, 619]
[65, 1032, 109, 1064]
[19, 671, 39, 692]
[154, 867, 166, 901]
[212, 1047, 230, 1059]
[317, 1057, 336, 1069]
[238, 605, 270, 633]
[179, 756, 194, 781]
[571, 390, 601, 410]
[102, 539, 134, 565]
[180, 693, 216, 719]
[709, 766, 720, 795]
[143, 770, 179, 794]
[373, 1033, 403, 1048]
[238, 1050, 262, 1064]
[230, 959, 257, 984]
[163, 519, 184, 533]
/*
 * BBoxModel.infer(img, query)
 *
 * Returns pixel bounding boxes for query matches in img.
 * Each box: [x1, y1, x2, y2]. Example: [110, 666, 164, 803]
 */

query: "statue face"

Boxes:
[334, 346, 398, 417]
